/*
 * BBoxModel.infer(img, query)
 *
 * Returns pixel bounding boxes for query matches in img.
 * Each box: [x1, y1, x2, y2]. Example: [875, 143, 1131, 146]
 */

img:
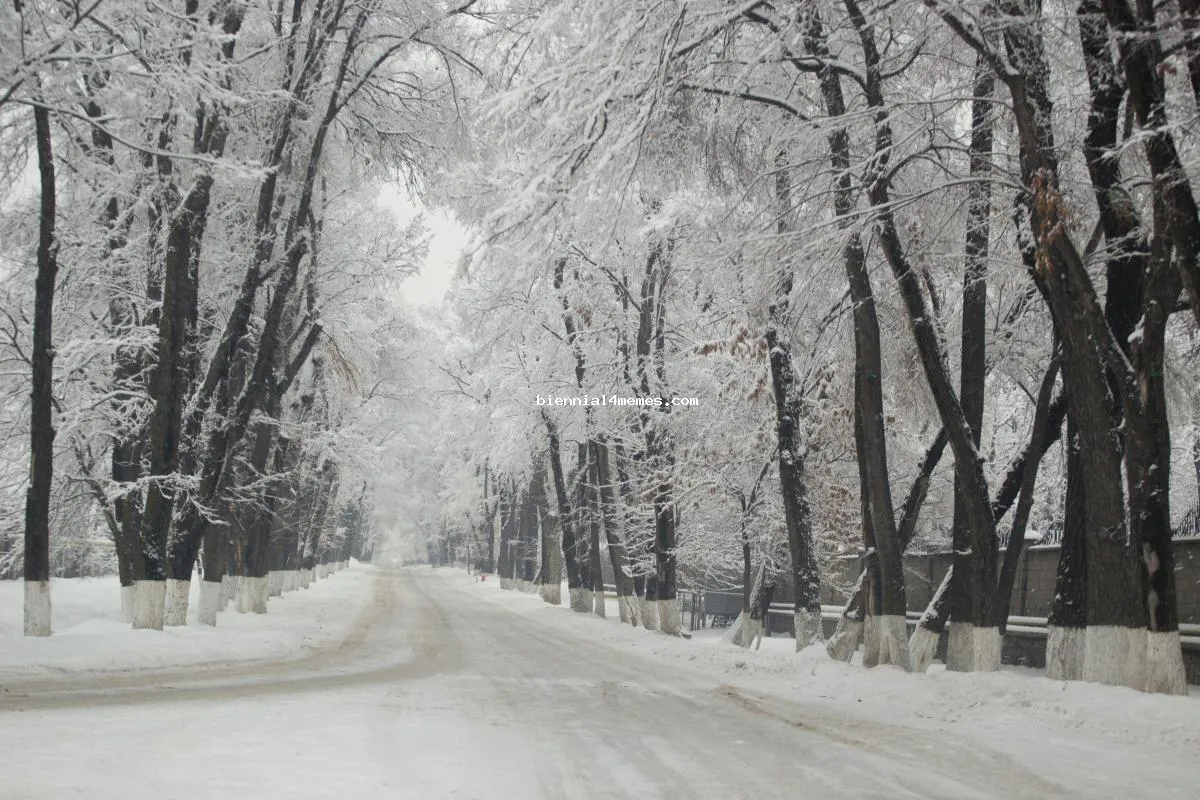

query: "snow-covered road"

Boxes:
[0, 569, 1195, 799]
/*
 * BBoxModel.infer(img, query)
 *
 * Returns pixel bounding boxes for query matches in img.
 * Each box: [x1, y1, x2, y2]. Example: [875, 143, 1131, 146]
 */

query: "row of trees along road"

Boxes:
[5, 0, 1200, 696]
[412, 0, 1200, 697]
[1, 0, 465, 629]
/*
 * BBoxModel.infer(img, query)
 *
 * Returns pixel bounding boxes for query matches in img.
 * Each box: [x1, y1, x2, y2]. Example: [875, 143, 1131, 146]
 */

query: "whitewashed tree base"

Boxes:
[1082, 625, 1147, 690]
[593, 590, 606, 617]
[657, 599, 681, 635]
[617, 595, 640, 626]
[945, 622, 972, 671]
[908, 625, 939, 673]
[539, 583, 561, 605]
[826, 617, 863, 662]
[120, 584, 135, 623]
[868, 614, 911, 670]
[862, 614, 881, 666]
[1145, 630, 1187, 695]
[720, 612, 744, 645]
[219, 575, 238, 610]
[163, 579, 191, 626]
[131, 580, 166, 630]
[198, 580, 222, 626]
[267, 571, 282, 597]
[640, 597, 659, 630]
[737, 615, 764, 649]
[572, 588, 592, 612]
[300, 569, 312, 588]
[1045, 625, 1085, 681]
[240, 576, 268, 614]
[24, 580, 51, 637]
[946, 623, 1000, 672]
[794, 609, 822, 650]
[568, 587, 587, 612]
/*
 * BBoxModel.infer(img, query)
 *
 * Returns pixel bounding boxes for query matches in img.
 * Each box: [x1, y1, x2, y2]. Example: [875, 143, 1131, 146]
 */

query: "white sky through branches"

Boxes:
[378, 184, 464, 307]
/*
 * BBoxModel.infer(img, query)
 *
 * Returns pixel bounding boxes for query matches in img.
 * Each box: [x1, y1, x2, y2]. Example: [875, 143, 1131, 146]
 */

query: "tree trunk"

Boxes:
[585, 448, 606, 616]
[1047, 416, 1088, 679]
[535, 457, 563, 604]
[804, 13, 907, 664]
[546, 417, 585, 609]
[23, 105, 57, 637]
[995, 360, 1060, 629]
[497, 481, 515, 588]
[595, 439, 637, 624]
[765, 149, 824, 650]
[948, 54, 995, 672]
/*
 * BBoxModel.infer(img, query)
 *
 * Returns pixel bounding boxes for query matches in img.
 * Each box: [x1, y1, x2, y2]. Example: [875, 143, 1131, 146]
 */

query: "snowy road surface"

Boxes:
[1, 569, 1196, 799]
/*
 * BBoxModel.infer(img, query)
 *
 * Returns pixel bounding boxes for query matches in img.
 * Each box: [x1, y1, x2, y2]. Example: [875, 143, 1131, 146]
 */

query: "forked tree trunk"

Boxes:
[801, 13, 905, 664]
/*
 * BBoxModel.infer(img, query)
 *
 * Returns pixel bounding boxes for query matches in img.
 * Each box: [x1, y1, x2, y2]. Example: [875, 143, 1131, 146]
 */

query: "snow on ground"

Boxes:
[457, 571, 1200, 756]
[0, 563, 371, 677]
[1, 567, 1196, 799]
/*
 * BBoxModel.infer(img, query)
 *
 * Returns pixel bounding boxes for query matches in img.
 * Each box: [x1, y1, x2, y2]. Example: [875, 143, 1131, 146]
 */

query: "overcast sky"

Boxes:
[377, 184, 465, 307]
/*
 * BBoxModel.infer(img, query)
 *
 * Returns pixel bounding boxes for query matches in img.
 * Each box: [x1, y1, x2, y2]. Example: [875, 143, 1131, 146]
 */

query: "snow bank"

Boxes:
[448, 570, 1200, 754]
[0, 562, 371, 678]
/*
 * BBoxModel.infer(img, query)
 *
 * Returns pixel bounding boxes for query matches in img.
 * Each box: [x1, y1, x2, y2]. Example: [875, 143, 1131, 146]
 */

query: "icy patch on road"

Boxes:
[0, 562, 371, 678]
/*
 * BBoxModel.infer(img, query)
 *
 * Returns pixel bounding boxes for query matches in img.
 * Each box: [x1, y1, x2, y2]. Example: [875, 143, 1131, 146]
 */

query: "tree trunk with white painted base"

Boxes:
[238, 576, 268, 614]
[946, 622, 1001, 672]
[536, 466, 562, 605]
[569, 587, 588, 612]
[657, 598, 681, 636]
[909, 567, 952, 673]
[592, 588, 606, 617]
[1081, 626, 1147, 690]
[735, 566, 774, 649]
[545, 417, 585, 610]
[25, 581, 51, 638]
[222, 574, 241, 610]
[863, 613, 909, 668]
[23, 106, 57, 639]
[198, 579, 221, 626]
[164, 578, 191, 626]
[120, 584, 135, 624]
[1145, 631, 1187, 694]
[132, 580, 166, 630]
[827, 572, 865, 662]
[595, 439, 638, 625]
[617, 595, 641, 626]
[639, 594, 658, 630]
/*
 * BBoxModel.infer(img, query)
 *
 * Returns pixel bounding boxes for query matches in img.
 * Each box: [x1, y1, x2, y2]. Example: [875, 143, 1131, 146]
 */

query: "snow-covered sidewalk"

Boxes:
[0, 563, 373, 678]
[452, 571, 1200, 758]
